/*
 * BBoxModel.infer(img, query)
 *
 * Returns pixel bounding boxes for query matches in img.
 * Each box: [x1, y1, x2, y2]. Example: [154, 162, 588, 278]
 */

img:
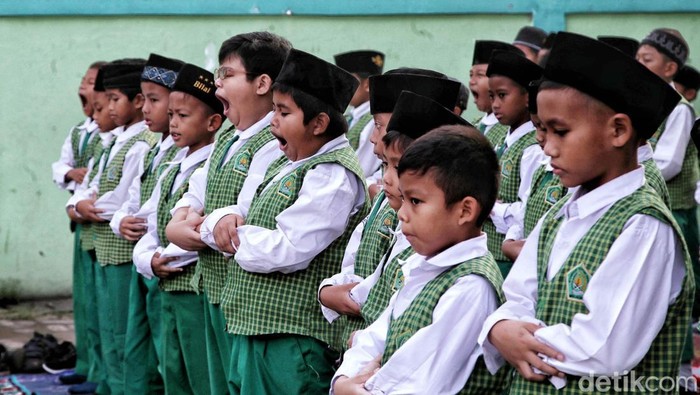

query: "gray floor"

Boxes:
[0, 298, 75, 351]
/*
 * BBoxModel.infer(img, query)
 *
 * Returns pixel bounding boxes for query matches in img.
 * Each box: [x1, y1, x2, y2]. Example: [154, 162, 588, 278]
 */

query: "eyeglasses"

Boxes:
[214, 66, 258, 80]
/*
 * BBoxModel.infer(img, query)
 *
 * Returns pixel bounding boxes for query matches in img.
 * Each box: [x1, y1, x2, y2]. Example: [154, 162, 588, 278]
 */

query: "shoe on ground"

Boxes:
[42, 341, 76, 374]
[58, 370, 87, 385]
[68, 381, 98, 395]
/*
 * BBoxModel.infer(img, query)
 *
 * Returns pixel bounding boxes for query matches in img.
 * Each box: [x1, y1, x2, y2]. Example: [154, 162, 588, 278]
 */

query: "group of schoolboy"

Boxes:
[50, 25, 700, 394]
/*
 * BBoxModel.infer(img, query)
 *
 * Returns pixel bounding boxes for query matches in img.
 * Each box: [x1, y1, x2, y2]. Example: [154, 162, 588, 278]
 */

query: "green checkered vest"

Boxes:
[192, 126, 275, 303]
[347, 112, 374, 150]
[94, 129, 157, 265]
[69, 122, 93, 168]
[510, 185, 693, 395]
[139, 140, 181, 205]
[359, 246, 415, 326]
[484, 130, 538, 261]
[485, 123, 509, 150]
[157, 159, 207, 292]
[380, 253, 509, 394]
[649, 100, 698, 210]
[523, 164, 567, 237]
[642, 158, 671, 208]
[222, 146, 370, 350]
[80, 133, 108, 251]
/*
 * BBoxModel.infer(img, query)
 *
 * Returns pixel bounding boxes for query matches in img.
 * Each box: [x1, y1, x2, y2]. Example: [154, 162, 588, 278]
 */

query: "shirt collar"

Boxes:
[236, 112, 273, 140]
[85, 118, 99, 133]
[404, 233, 489, 277]
[351, 101, 371, 119]
[505, 120, 534, 147]
[637, 142, 653, 162]
[157, 134, 175, 151]
[481, 112, 499, 126]
[173, 143, 214, 173]
[115, 121, 147, 143]
[289, 134, 351, 166]
[557, 166, 645, 220]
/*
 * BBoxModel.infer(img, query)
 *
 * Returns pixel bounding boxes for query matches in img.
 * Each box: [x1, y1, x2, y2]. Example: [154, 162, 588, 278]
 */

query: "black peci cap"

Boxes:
[598, 36, 640, 58]
[387, 91, 471, 139]
[141, 53, 185, 89]
[172, 63, 224, 115]
[334, 50, 385, 76]
[472, 40, 524, 65]
[486, 50, 543, 88]
[369, 73, 460, 114]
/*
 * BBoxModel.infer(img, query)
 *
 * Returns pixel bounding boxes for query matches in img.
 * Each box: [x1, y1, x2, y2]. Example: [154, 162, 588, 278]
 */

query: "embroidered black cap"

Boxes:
[172, 63, 224, 115]
[387, 91, 471, 139]
[486, 50, 543, 88]
[598, 36, 640, 58]
[641, 28, 689, 66]
[334, 50, 385, 76]
[141, 53, 185, 90]
[102, 58, 147, 91]
[543, 32, 680, 139]
[472, 40, 524, 65]
[276, 49, 360, 113]
[369, 73, 460, 114]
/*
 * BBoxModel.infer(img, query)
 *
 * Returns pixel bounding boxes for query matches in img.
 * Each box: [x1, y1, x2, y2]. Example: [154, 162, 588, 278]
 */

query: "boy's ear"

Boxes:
[207, 113, 224, 132]
[132, 93, 145, 109]
[361, 78, 370, 95]
[456, 196, 480, 226]
[664, 61, 679, 80]
[311, 113, 331, 136]
[255, 74, 273, 96]
[609, 113, 635, 148]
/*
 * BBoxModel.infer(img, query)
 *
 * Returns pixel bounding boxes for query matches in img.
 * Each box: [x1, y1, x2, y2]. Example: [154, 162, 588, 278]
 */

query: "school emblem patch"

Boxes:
[277, 173, 296, 198]
[545, 185, 563, 205]
[501, 159, 514, 178]
[392, 267, 405, 292]
[107, 165, 118, 181]
[232, 150, 251, 176]
[566, 265, 590, 302]
[376, 211, 394, 239]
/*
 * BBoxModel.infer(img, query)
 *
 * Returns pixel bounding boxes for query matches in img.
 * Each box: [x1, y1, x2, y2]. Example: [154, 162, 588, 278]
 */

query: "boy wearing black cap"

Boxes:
[334, 50, 385, 180]
[483, 50, 543, 276]
[70, 58, 158, 395]
[469, 41, 524, 145]
[598, 36, 639, 58]
[111, 53, 184, 395]
[513, 26, 548, 63]
[215, 48, 368, 393]
[133, 63, 223, 395]
[675, 65, 700, 103]
[480, 32, 691, 394]
[334, 124, 508, 395]
[165, 32, 290, 394]
[638, 28, 700, 320]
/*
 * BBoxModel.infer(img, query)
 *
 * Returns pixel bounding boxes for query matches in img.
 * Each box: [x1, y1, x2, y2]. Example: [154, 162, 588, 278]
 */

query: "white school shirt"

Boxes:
[132, 144, 213, 279]
[332, 234, 499, 395]
[653, 83, 695, 180]
[478, 112, 499, 135]
[349, 101, 382, 179]
[478, 167, 686, 388]
[218, 135, 366, 274]
[504, 156, 551, 241]
[172, 112, 280, 214]
[66, 131, 115, 208]
[52, 118, 99, 191]
[490, 121, 544, 233]
[69, 121, 150, 220]
[319, 222, 409, 323]
[110, 135, 176, 236]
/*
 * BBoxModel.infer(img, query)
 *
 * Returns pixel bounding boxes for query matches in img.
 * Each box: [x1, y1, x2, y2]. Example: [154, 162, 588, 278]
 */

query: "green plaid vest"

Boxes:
[359, 246, 415, 326]
[648, 100, 698, 210]
[222, 146, 370, 350]
[523, 164, 567, 237]
[69, 122, 93, 168]
[192, 126, 275, 303]
[79, 134, 108, 251]
[484, 130, 538, 261]
[510, 185, 693, 395]
[380, 253, 509, 394]
[94, 129, 157, 265]
[157, 159, 207, 292]
[139, 140, 181, 205]
[485, 123, 509, 150]
[642, 158, 671, 208]
[347, 112, 374, 150]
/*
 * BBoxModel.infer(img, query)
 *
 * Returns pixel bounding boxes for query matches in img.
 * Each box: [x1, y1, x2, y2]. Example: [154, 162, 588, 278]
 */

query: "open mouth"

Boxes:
[270, 130, 287, 149]
[216, 92, 230, 115]
[470, 89, 479, 102]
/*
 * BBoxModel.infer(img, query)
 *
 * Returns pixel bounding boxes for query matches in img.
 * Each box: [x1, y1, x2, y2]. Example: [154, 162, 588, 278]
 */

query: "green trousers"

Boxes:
[673, 208, 700, 363]
[83, 248, 106, 391]
[228, 334, 337, 395]
[161, 291, 210, 395]
[496, 259, 513, 279]
[72, 225, 89, 376]
[203, 293, 232, 395]
[95, 263, 132, 395]
[123, 266, 164, 394]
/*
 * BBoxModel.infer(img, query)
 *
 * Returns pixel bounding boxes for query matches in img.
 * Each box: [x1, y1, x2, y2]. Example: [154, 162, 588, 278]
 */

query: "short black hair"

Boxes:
[398, 125, 499, 226]
[272, 82, 348, 139]
[219, 32, 292, 82]
[382, 130, 414, 155]
[89, 61, 107, 70]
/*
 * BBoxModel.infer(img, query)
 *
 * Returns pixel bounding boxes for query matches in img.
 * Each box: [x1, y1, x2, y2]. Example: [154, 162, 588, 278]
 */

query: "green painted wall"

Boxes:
[1, 11, 698, 298]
